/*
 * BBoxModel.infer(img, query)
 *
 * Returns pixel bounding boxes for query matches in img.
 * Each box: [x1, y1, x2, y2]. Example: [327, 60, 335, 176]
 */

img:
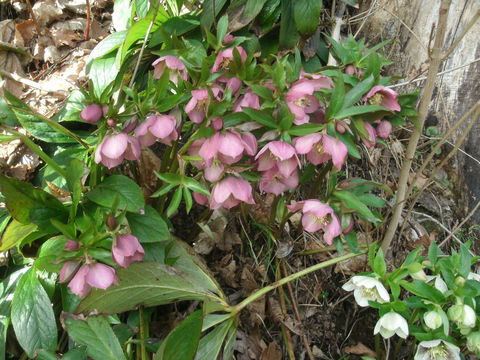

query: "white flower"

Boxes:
[424, 310, 443, 330]
[448, 304, 476, 329]
[425, 275, 448, 294]
[414, 340, 460, 360]
[467, 331, 480, 354]
[468, 272, 480, 282]
[342, 276, 390, 307]
[373, 312, 409, 339]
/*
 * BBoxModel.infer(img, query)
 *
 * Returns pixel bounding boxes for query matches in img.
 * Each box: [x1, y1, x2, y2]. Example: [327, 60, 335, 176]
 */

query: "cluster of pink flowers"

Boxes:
[59, 233, 144, 296]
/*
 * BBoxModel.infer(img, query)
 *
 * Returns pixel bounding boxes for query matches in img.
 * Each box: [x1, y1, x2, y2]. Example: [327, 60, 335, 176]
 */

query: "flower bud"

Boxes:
[448, 304, 464, 323]
[448, 304, 476, 329]
[102, 105, 109, 116]
[424, 310, 443, 330]
[455, 276, 465, 287]
[80, 104, 103, 123]
[106, 118, 117, 128]
[123, 117, 138, 134]
[408, 263, 427, 281]
[336, 122, 346, 133]
[106, 215, 117, 230]
[467, 331, 480, 354]
[64, 239, 79, 251]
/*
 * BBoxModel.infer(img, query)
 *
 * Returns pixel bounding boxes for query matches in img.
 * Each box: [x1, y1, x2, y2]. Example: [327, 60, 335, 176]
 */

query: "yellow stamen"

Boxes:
[368, 93, 384, 105]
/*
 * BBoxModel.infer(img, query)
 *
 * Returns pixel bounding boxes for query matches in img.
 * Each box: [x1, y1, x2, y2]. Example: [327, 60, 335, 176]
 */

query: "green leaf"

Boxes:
[154, 310, 203, 360]
[86, 175, 145, 213]
[183, 187, 193, 214]
[216, 14, 228, 46]
[166, 187, 183, 218]
[0, 96, 18, 126]
[135, 0, 149, 18]
[293, 0, 322, 37]
[287, 123, 325, 136]
[0, 220, 36, 251]
[34, 236, 68, 272]
[373, 248, 386, 276]
[66, 159, 88, 220]
[65, 315, 126, 360]
[194, 320, 234, 360]
[336, 132, 361, 159]
[200, 0, 228, 29]
[89, 31, 127, 61]
[279, 0, 298, 49]
[0, 175, 68, 233]
[335, 105, 387, 119]
[400, 280, 445, 303]
[126, 205, 170, 243]
[333, 190, 379, 222]
[76, 262, 227, 314]
[183, 178, 210, 196]
[11, 269, 57, 357]
[155, 172, 182, 185]
[0, 268, 28, 360]
[112, 0, 132, 31]
[326, 76, 345, 120]
[89, 54, 118, 99]
[343, 75, 375, 108]
[242, 107, 277, 128]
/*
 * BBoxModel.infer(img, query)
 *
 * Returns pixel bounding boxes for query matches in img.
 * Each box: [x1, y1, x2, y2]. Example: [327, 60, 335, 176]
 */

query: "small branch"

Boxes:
[0, 70, 69, 96]
[439, 201, 480, 248]
[381, 0, 452, 254]
[85, 0, 92, 41]
[277, 264, 296, 360]
[328, 2, 346, 66]
[443, 9, 480, 59]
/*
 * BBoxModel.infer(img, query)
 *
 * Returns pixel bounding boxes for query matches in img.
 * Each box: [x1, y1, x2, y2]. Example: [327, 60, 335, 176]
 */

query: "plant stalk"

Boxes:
[233, 250, 366, 314]
[139, 305, 148, 360]
[381, 0, 451, 254]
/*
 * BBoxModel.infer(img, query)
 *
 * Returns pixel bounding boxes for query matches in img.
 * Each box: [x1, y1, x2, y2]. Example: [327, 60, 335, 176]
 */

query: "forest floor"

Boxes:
[1, 0, 476, 358]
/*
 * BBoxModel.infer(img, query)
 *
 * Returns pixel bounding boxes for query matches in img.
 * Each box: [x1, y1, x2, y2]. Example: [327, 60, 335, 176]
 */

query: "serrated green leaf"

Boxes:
[287, 123, 325, 136]
[89, 31, 127, 61]
[166, 187, 183, 217]
[183, 178, 210, 196]
[400, 280, 445, 303]
[126, 205, 170, 243]
[279, 0, 298, 49]
[343, 75, 375, 108]
[89, 55, 118, 99]
[200, 0, 228, 29]
[194, 320, 234, 360]
[326, 76, 345, 120]
[333, 190, 379, 222]
[11, 269, 57, 357]
[242, 107, 277, 128]
[112, 0, 132, 31]
[65, 316, 126, 360]
[335, 105, 387, 119]
[293, 0, 322, 37]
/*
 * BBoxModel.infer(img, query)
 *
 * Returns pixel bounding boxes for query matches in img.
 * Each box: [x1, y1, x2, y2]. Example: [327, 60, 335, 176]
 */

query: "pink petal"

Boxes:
[199, 133, 221, 165]
[302, 213, 323, 232]
[241, 132, 258, 156]
[277, 157, 298, 177]
[60, 261, 79, 283]
[324, 214, 342, 245]
[204, 163, 224, 182]
[101, 134, 128, 159]
[148, 116, 176, 139]
[193, 192, 208, 205]
[86, 263, 117, 290]
[163, 55, 186, 70]
[68, 264, 90, 296]
[294, 133, 321, 154]
[322, 135, 348, 170]
[268, 141, 296, 160]
[124, 136, 141, 160]
[228, 177, 254, 204]
[212, 179, 232, 204]
[219, 131, 244, 159]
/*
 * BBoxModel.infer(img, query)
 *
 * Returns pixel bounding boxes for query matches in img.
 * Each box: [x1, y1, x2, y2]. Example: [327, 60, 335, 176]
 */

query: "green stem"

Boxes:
[139, 306, 148, 360]
[232, 250, 366, 314]
[3, 127, 67, 179]
[297, 243, 367, 256]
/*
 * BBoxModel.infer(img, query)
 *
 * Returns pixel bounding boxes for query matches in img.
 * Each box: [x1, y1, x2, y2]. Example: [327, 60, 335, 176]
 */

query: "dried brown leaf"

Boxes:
[343, 342, 377, 358]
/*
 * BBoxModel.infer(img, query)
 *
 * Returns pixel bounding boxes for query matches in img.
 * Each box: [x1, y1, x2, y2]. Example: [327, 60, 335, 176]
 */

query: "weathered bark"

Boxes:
[359, 0, 480, 223]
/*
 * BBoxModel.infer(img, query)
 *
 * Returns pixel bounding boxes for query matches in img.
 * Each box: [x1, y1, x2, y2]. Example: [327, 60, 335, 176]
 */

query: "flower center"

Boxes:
[196, 99, 209, 112]
[427, 344, 448, 359]
[368, 93, 384, 105]
[220, 57, 232, 69]
[315, 142, 324, 154]
[294, 96, 311, 108]
[315, 215, 330, 226]
[360, 286, 381, 301]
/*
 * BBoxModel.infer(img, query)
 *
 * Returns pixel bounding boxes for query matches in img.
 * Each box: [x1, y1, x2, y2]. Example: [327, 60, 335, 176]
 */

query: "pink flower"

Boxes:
[259, 166, 299, 195]
[94, 133, 141, 169]
[80, 104, 103, 123]
[65, 240, 79, 251]
[122, 117, 138, 133]
[67, 262, 119, 296]
[152, 56, 187, 84]
[211, 117, 224, 131]
[286, 78, 330, 125]
[234, 92, 260, 112]
[212, 46, 247, 73]
[287, 200, 341, 244]
[255, 141, 299, 178]
[185, 88, 221, 123]
[223, 34, 235, 44]
[375, 120, 392, 139]
[135, 115, 178, 147]
[210, 176, 255, 209]
[59, 261, 80, 283]
[112, 234, 144, 268]
[217, 76, 242, 95]
[364, 85, 401, 111]
[362, 122, 377, 148]
[193, 191, 208, 206]
[294, 133, 348, 170]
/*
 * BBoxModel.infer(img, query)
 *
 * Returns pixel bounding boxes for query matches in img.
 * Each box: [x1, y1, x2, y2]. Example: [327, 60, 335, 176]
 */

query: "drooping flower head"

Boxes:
[67, 262, 119, 296]
[210, 176, 255, 210]
[287, 200, 341, 244]
[217, 76, 242, 95]
[259, 166, 299, 195]
[185, 88, 222, 123]
[361, 122, 377, 148]
[80, 104, 103, 123]
[294, 133, 348, 170]
[286, 77, 331, 125]
[212, 46, 247, 73]
[374, 312, 409, 339]
[414, 340, 460, 360]
[234, 92, 260, 112]
[375, 120, 393, 139]
[112, 234, 144, 268]
[94, 133, 141, 169]
[364, 85, 401, 112]
[255, 141, 299, 178]
[342, 275, 390, 307]
[134, 115, 178, 147]
[152, 55, 187, 84]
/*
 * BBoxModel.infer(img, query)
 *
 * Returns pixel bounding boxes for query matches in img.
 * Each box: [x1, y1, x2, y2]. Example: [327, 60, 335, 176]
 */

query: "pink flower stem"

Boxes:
[138, 305, 148, 360]
[307, 162, 332, 199]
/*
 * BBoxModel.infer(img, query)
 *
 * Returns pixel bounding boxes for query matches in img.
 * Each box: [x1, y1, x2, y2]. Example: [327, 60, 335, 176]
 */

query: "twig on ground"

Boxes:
[0, 70, 70, 95]
[276, 263, 296, 360]
[381, 0, 452, 254]
[85, 0, 91, 40]
[439, 201, 480, 248]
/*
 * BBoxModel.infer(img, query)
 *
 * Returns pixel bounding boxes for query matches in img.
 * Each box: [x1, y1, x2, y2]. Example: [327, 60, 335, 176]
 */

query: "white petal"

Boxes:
[434, 276, 448, 293]
[376, 283, 391, 302]
[379, 328, 394, 339]
[353, 289, 370, 307]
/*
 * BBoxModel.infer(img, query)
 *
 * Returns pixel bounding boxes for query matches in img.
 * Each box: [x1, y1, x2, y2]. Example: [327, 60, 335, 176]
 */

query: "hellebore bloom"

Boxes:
[364, 85, 401, 111]
[234, 92, 260, 112]
[95, 133, 141, 169]
[448, 304, 476, 329]
[80, 104, 103, 123]
[294, 133, 348, 170]
[425, 275, 448, 294]
[467, 332, 480, 355]
[255, 141, 299, 178]
[64, 239, 79, 251]
[361, 122, 377, 148]
[259, 166, 299, 195]
[375, 120, 393, 139]
[59, 261, 80, 283]
[152, 55, 187, 84]
[210, 176, 255, 210]
[286, 77, 331, 125]
[342, 275, 390, 307]
[185, 88, 221, 123]
[414, 340, 461, 360]
[287, 200, 341, 244]
[424, 310, 443, 330]
[193, 191, 208, 206]
[217, 76, 242, 95]
[211, 46, 247, 73]
[112, 234, 144, 268]
[374, 312, 409, 339]
[135, 115, 178, 147]
[68, 262, 118, 296]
